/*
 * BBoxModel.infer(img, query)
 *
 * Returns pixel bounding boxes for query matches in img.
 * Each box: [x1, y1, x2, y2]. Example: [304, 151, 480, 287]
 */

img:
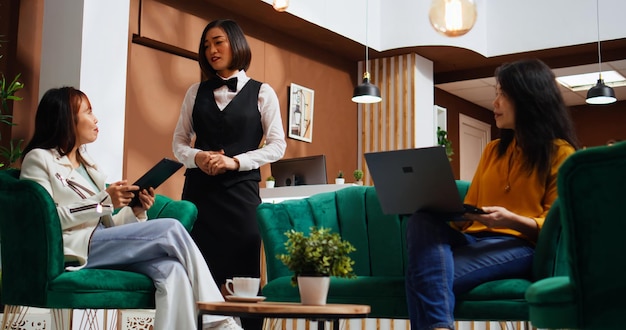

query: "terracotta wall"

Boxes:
[2, 0, 43, 168]
[570, 101, 626, 147]
[124, 0, 358, 199]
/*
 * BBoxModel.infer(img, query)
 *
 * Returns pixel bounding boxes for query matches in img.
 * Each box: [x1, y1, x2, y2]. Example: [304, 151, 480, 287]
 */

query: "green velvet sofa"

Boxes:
[526, 141, 626, 329]
[257, 180, 568, 321]
[0, 168, 197, 312]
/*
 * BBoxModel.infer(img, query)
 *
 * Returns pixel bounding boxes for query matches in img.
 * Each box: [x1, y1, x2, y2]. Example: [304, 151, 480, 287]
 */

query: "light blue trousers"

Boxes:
[85, 218, 227, 330]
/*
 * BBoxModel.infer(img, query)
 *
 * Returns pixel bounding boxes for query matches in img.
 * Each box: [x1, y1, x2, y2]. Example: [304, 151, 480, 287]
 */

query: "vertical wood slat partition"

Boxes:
[358, 53, 417, 186]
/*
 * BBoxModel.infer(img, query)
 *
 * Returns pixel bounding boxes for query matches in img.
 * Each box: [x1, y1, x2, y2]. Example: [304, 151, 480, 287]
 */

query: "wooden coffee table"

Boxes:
[197, 301, 370, 330]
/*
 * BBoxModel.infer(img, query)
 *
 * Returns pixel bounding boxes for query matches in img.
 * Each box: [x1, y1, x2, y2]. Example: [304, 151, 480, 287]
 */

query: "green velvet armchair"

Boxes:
[526, 141, 626, 329]
[0, 168, 197, 327]
[257, 180, 568, 322]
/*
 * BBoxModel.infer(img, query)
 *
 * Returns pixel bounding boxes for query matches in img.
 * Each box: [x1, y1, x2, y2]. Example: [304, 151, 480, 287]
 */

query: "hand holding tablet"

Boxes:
[129, 158, 183, 207]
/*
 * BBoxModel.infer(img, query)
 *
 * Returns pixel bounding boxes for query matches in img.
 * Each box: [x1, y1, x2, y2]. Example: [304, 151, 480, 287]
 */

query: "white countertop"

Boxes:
[260, 184, 357, 203]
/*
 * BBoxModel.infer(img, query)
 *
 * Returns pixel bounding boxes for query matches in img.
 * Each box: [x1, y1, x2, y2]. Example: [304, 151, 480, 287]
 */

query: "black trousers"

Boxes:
[183, 175, 262, 330]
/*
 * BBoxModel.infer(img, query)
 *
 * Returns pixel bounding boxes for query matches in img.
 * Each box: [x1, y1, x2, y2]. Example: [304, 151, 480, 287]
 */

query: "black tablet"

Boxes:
[129, 158, 183, 207]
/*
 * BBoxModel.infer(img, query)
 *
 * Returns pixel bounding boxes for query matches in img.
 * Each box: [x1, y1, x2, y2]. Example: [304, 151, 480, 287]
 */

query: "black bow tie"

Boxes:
[213, 77, 238, 92]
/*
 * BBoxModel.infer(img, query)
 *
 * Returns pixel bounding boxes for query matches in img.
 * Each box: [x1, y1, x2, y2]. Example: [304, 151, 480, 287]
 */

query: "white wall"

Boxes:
[39, 1, 84, 94]
[80, 0, 130, 182]
[262, 0, 626, 57]
[39, 0, 130, 180]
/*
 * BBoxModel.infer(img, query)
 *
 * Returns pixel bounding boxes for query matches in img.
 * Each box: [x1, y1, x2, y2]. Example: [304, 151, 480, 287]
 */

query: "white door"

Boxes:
[459, 114, 491, 181]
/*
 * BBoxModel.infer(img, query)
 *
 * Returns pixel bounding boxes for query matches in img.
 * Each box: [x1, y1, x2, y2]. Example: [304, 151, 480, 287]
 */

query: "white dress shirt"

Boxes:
[172, 70, 286, 171]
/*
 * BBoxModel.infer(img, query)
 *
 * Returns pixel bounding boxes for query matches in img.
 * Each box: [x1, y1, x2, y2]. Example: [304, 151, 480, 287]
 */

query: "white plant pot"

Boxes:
[297, 276, 330, 305]
[335, 178, 345, 185]
[266, 181, 275, 188]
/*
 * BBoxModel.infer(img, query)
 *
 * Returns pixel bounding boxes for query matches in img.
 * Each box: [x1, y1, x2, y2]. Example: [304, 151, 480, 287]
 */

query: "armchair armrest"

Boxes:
[147, 195, 198, 233]
[526, 276, 577, 329]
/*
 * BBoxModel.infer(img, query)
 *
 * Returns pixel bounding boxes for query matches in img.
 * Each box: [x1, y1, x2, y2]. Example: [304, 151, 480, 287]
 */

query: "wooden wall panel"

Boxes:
[358, 54, 418, 185]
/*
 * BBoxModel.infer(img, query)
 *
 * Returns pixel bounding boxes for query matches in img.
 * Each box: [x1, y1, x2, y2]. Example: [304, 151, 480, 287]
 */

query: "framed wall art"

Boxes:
[288, 83, 315, 143]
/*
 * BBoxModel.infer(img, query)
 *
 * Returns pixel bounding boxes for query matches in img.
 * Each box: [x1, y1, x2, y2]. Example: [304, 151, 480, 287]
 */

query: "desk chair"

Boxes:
[0, 168, 197, 329]
[527, 141, 626, 329]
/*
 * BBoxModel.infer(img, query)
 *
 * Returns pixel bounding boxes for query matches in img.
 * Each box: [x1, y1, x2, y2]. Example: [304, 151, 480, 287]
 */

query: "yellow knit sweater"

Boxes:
[460, 138, 575, 242]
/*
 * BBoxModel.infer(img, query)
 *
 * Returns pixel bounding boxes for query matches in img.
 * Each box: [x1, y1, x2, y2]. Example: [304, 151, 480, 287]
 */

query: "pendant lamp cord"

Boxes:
[365, 0, 370, 75]
[596, 0, 602, 76]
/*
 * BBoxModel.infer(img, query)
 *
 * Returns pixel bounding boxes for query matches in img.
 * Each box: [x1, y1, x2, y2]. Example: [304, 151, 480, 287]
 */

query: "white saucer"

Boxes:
[225, 295, 266, 303]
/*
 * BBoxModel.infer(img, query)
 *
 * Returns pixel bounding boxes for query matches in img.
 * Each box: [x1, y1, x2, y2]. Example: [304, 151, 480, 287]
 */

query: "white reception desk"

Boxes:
[260, 184, 356, 204]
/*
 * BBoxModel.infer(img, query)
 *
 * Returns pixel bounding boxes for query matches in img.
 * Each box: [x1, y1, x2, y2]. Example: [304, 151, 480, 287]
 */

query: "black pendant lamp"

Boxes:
[353, 72, 381, 104]
[586, 0, 617, 105]
[586, 78, 616, 105]
[352, 0, 382, 104]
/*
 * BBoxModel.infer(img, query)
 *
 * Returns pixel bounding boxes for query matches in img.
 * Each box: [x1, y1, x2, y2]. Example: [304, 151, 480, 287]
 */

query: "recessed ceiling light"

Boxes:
[556, 71, 626, 91]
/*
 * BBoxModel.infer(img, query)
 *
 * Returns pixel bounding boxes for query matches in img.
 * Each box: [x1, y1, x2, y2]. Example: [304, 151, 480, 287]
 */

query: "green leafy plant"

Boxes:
[437, 126, 454, 162]
[0, 72, 25, 169]
[277, 226, 356, 286]
[337, 170, 344, 178]
[353, 169, 363, 181]
[266, 175, 275, 181]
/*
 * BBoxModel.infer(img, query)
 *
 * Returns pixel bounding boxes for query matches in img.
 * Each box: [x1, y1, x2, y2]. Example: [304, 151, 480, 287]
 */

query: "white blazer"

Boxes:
[20, 148, 145, 269]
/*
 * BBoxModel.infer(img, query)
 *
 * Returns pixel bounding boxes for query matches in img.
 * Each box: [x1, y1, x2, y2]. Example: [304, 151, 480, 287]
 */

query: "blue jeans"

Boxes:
[405, 211, 534, 330]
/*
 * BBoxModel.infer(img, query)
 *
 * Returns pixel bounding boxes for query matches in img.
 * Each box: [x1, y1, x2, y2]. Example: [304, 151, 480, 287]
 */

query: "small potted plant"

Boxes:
[265, 175, 275, 189]
[437, 126, 454, 162]
[335, 170, 345, 184]
[277, 226, 356, 305]
[353, 169, 364, 185]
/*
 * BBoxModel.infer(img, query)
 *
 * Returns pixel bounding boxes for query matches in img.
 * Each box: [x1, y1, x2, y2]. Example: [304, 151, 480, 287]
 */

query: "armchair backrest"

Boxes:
[531, 199, 570, 280]
[257, 181, 471, 282]
[556, 141, 626, 328]
[0, 169, 66, 306]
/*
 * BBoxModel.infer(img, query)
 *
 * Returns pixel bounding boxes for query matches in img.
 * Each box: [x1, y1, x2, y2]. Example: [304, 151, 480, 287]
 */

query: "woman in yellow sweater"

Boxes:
[405, 59, 578, 330]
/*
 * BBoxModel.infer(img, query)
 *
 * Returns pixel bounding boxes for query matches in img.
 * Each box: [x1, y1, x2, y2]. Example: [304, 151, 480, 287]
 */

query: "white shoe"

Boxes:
[204, 318, 243, 330]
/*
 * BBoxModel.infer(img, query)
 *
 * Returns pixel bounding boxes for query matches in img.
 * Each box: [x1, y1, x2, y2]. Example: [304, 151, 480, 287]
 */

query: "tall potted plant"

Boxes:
[0, 61, 24, 169]
[277, 227, 356, 305]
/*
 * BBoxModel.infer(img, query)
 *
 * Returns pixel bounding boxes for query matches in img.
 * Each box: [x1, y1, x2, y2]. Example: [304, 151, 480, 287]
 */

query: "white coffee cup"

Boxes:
[225, 277, 260, 297]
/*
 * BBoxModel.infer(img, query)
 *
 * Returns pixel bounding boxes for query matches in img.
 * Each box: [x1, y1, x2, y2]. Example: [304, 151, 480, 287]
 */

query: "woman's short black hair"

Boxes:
[198, 19, 251, 79]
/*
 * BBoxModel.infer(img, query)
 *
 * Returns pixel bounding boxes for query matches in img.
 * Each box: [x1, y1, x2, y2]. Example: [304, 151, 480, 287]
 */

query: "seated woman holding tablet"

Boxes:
[20, 87, 241, 330]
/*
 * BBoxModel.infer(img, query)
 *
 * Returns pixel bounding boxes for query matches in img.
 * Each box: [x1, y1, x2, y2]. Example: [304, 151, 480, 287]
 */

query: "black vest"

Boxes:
[187, 79, 263, 187]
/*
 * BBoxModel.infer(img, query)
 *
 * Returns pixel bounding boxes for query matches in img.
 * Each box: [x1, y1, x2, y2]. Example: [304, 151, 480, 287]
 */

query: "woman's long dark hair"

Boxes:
[22, 87, 87, 159]
[197, 19, 251, 80]
[495, 59, 579, 177]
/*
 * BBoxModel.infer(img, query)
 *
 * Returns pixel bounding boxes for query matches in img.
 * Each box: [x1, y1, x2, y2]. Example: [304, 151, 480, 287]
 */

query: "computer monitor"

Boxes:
[271, 155, 327, 187]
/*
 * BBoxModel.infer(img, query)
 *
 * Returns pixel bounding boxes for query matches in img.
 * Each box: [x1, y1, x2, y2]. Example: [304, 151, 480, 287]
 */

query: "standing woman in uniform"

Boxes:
[173, 18, 286, 330]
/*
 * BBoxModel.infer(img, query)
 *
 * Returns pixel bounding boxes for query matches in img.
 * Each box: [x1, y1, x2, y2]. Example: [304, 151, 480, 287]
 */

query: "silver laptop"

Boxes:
[364, 146, 468, 216]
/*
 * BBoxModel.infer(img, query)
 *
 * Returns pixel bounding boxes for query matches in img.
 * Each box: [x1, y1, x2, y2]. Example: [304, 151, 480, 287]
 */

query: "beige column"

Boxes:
[39, 0, 131, 180]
